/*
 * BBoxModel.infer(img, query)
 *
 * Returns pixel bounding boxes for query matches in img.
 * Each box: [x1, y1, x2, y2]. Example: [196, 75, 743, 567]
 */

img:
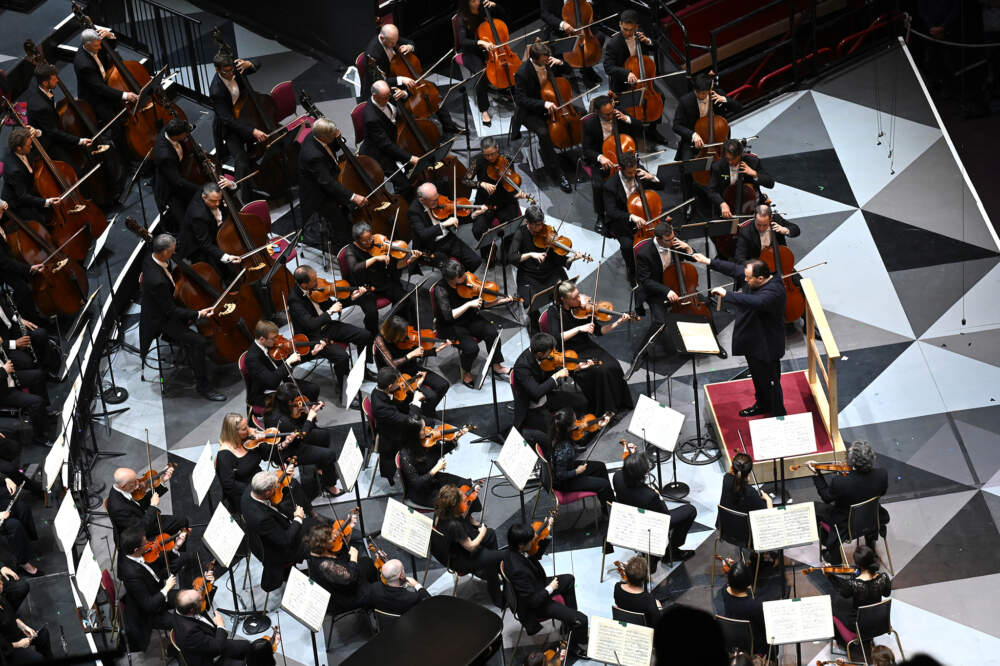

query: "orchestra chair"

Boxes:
[611, 605, 647, 627]
[428, 281, 482, 349]
[241, 199, 273, 234]
[322, 604, 371, 651]
[846, 598, 904, 666]
[373, 608, 402, 634]
[538, 310, 551, 334]
[712, 504, 760, 594]
[238, 351, 267, 419]
[168, 629, 190, 666]
[844, 496, 894, 575]
[534, 443, 601, 530]
[499, 560, 566, 661]
[716, 614, 754, 657]
[394, 452, 435, 512]
[424, 526, 469, 594]
[572, 112, 596, 192]
[269, 81, 297, 122]
[362, 394, 381, 492]
[351, 102, 368, 147]
[337, 245, 392, 310]
[355, 52, 368, 101]
[100, 570, 122, 644]
[451, 16, 467, 80]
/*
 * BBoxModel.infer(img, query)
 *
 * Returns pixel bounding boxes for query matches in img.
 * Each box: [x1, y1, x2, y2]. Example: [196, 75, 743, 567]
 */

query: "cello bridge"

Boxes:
[219, 303, 237, 317]
[53, 258, 68, 273]
[374, 202, 390, 212]
[69, 205, 86, 214]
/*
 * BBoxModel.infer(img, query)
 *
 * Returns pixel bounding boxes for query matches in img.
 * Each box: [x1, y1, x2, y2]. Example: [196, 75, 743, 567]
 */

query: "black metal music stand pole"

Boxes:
[471, 336, 504, 445]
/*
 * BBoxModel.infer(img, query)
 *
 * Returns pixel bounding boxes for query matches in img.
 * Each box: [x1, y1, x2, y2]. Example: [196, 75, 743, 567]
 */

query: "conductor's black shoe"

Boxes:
[198, 388, 227, 402]
[739, 404, 764, 417]
[669, 548, 696, 562]
[558, 174, 572, 193]
[717, 349, 728, 360]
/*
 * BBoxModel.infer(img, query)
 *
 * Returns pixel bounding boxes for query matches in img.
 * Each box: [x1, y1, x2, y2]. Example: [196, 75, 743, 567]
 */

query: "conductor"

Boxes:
[692, 254, 786, 417]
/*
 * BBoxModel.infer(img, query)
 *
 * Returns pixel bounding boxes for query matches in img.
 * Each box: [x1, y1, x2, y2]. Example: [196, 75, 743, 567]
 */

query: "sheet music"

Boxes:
[61, 377, 81, 435]
[605, 502, 670, 556]
[381, 497, 433, 558]
[627, 394, 685, 452]
[495, 428, 538, 492]
[76, 542, 102, 609]
[44, 432, 68, 491]
[280, 567, 330, 634]
[676, 320, 720, 355]
[762, 595, 834, 645]
[343, 348, 367, 407]
[749, 502, 819, 551]
[202, 504, 245, 568]
[587, 615, 655, 666]
[54, 493, 81, 556]
[190, 441, 215, 506]
[748, 413, 817, 461]
[336, 429, 364, 493]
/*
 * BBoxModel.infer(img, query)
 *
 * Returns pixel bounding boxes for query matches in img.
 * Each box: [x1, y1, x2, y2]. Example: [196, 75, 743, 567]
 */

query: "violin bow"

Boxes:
[477, 241, 496, 302]
[144, 428, 171, 576]
[280, 294, 313, 420]
[736, 430, 763, 491]
[589, 259, 602, 327]
[195, 551, 216, 615]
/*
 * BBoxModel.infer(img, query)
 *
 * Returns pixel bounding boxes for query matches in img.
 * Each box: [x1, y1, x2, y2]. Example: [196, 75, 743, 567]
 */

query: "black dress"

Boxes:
[215, 447, 312, 513]
[436, 515, 503, 606]
[722, 588, 767, 655]
[544, 304, 634, 415]
[613, 583, 662, 627]
[431, 281, 503, 373]
[307, 552, 378, 615]
[719, 472, 767, 515]
[398, 442, 479, 511]
[373, 336, 450, 416]
[828, 572, 891, 629]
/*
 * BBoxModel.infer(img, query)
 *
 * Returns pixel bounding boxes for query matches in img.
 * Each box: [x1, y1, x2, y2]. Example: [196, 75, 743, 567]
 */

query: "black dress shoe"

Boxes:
[594, 214, 606, 236]
[508, 126, 521, 140]
[198, 389, 227, 402]
[44, 406, 60, 417]
[558, 174, 572, 193]
[739, 404, 764, 417]
[669, 548, 696, 562]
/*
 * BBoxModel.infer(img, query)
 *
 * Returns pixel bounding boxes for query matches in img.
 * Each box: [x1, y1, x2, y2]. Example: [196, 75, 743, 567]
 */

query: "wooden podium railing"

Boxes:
[800, 277, 843, 450]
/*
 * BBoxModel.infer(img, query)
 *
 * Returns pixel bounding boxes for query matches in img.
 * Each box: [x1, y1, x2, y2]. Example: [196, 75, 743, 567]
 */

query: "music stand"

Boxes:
[470, 334, 504, 445]
[663, 313, 722, 467]
[474, 215, 524, 303]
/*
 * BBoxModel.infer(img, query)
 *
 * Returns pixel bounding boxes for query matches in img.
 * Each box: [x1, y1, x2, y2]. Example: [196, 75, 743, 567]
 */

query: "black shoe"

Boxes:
[364, 367, 378, 382]
[44, 406, 60, 417]
[594, 215, 605, 236]
[647, 129, 669, 147]
[739, 404, 764, 417]
[717, 349, 728, 360]
[508, 126, 521, 141]
[558, 174, 572, 193]
[669, 548, 696, 562]
[603, 542, 614, 555]
[198, 388, 227, 402]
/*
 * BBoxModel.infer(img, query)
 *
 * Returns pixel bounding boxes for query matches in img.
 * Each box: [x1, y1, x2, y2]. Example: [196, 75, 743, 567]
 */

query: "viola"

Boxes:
[620, 439, 636, 460]
[759, 216, 806, 323]
[538, 349, 599, 373]
[484, 154, 530, 199]
[540, 56, 583, 150]
[714, 554, 734, 574]
[367, 537, 388, 572]
[389, 371, 426, 402]
[526, 509, 557, 556]
[431, 195, 485, 220]
[131, 463, 177, 501]
[389, 50, 442, 119]
[570, 299, 639, 322]
[543, 638, 569, 666]
[477, 2, 520, 90]
[269, 457, 298, 505]
[561, 0, 601, 69]
[397, 327, 458, 352]
[329, 507, 360, 554]
[421, 423, 475, 448]
[531, 224, 593, 262]
[369, 234, 420, 261]
[193, 560, 216, 612]
[263, 629, 280, 653]
[457, 480, 483, 515]
[268, 334, 323, 361]
[290, 395, 322, 417]
[801, 565, 859, 575]
[142, 528, 189, 564]
[455, 272, 523, 304]
[569, 412, 613, 441]
[622, 30, 664, 123]
[789, 462, 851, 475]
[244, 428, 303, 450]
[613, 560, 627, 581]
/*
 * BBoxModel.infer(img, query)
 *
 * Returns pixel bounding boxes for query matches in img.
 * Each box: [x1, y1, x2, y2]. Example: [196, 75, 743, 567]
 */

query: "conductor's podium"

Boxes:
[704, 279, 846, 483]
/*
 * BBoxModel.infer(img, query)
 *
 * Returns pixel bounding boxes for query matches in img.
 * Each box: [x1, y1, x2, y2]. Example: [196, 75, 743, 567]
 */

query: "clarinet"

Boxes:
[0, 345, 20, 390]
[0, 481, 25, 526]
[3, 292, 36, 366]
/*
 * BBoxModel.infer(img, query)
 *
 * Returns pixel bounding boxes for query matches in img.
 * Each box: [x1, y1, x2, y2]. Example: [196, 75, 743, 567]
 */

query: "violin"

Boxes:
[758, 212, 806, 323]
[308, 276, 365, 303]
[142, 528, 189, 564]
[613, 560, 627, 581]
[421, 423, 476, 448]
[570, 299, 639, 321]
[431, 195, 487, 221]
[538, 349, 599, 373]
[789, 462, 851, 475]
[531, 224, 593, 262]
[329, 507, 360, 554]
[540, 54, 583, 150]
[600, 93, 636, 177]
[622, 30, 664, 123]
[457, 480, 483, 515]
[389, 371, 426, 401]
[290, 396, 323, 418]
[569, 412, 613, 441]
[269, 457, 298, 505]
[714, 554, 734, 574]
[561, 0, 601, 69]
[397, 327, 457, 352]
[543, 638, 570, 666]
[369, 234, 420, 262]
[620, 439, 636, 460]
[455, 271, 524, 304]
[131, 463, 177, 501]
[263, 629, 280, 654]
[244, 428, 303, 450]
[268, 334, 323, 361]
[477, 2, 520, 90]
[193, 560, 216, 613]
[484, 154, 532, 201]
[801, 565, 859, 575]
[367, 536, 388, 572]
[526, 509, 557, 556]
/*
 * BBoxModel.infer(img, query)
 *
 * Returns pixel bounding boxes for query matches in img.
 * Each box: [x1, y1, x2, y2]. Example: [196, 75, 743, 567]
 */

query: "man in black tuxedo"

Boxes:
[707, 139, 774, 219]
[603, 152, 663, 299]
[2, 128, 59, 223]
[672, 72, 743, 199]
[0, 201, 45, 322]
[341, 223, 420, 339]
[73, 28, 136, 126]
[298, 118, 367, 250]
[26, 64, 93, 165]
[244, 320, 323, 410]
[138, 234, 226, 401]
[108, 466, 189, 539]
[409, 182, 484, 271]
[153, 118, 204, 234]
[693, 253, 786, 416]
[210, 53, 266, 199]
[539, 0, 602, 87]
[513, 42, 573, 193]
[241, 471, 306, 592]
[359, 80, 419, 199]
[602, 9, 668, 146]
[363, 24, 461, 136]
[371, 367, 425, 482]
[365, 557, 430, 615]
[581, 95, 638, 231]
[171, 589, 255, 666]
[733, 203, 800, 265]
[177, 182, 243, 274]
[511, 333, 587, 446]
[462, 136, 528, 260]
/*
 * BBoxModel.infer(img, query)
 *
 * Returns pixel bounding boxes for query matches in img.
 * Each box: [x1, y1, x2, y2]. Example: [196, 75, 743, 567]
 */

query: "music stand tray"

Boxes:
[664, 313, 723, 467]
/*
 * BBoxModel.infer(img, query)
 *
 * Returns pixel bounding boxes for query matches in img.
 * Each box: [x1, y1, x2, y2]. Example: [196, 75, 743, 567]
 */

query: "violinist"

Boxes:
[344, 222, 419, 339]
[581, 95, 638, 230]
[614, 555, 665, 627]
[826, 545, 891, 652]
[433, 484, 504, 608]
[722, 561, 768, 657]
[807, 441, 890, 565]
[539, 0, 602, 88]
[363, 24, 463, 138]
[73, 29, 137, 127]
[513, 41, 574, 193]
[177, 182, 243, 275]
[0, 201, 46, 322]
[305, 521, 379, 615]
[720, 452, 772, 515]
[171, 589, 257, 666]
[410, 182, 485, 271]
[603, 10, 669, 146]
[508, 205, 579, 333]
[288, 265, 373, 387]
[240, 470, 307, 592]
[672, 73, 742, 199]
[463, 136, 529, 254]
[432, 259, 511, 388]
[504, 521, 589, 663]
[374, 315, 450, 417]
[612, 450, 697, 567]
[108, 466, 189, 539]
[2, 128, 60, 222]
[399, 421, 480, 511]
[359, 80, 419, 200]
[548, 280, 634, 415]
[511, 332, 587, 446]
[455, 0, 507, 126]
[210, 52, 266, 199]
[152, 119, 204, 235]
[365, 557, 430, 615]
[709, 139, 774, 220]
[26, 64, 95, 165]
[245, 320, 323, 410]
[371, 367, 426, 482]
[543, 408, 615, 512]
[603, 152, 663, 290]
[298, 118, 368, 250]
[138, 234, 226, 402]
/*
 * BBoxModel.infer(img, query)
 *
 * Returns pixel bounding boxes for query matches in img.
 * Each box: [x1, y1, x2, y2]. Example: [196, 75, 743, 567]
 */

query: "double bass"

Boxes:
[622, 30, 663, 124]
[477, 3, 520, 90]
[561, 0, 602, 69]
[541, 56, 582, 149]
[72, 3, 187, 159]
[388, 49, 442, 119]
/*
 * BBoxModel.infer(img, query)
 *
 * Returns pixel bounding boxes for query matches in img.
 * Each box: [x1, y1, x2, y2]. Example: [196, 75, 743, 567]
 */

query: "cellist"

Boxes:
[539, 0, 603, 88]
[581, 95, 638, 232]
[671, 73, 742, 200]
[0, 201, 46, 322]
[734, 204, 800, 266]
[152, 118, 206, 235]
[455, 0, 507, 127]
[26, 64, 94, 165]
[603, 10, 669, 146]
[708, 139, 774, 220]
[513, 42, 574, 193]
[210, 52, 268, 200]
[602, 152, 662, 292]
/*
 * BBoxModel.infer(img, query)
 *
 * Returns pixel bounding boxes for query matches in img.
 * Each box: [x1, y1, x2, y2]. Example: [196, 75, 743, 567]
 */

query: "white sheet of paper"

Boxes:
[76, 541, 103, 609]
[280, 567, 330, 634]
[605, 502, 670, 556]
[763, 595, 834, 645]
[676, 320, 720, 355]
[749, 502, 819, 551]
[54, 493, 81, 556]
[44, 432, 68, 491]
[748, 413, 817, 461]
[587, 615, 655, 666]
[202, 503, 245, 568]
[381, 497, 433, 558]
[495, 427, 538, 492]
[343, 348, 368, 408]
[190, 441, 215, 506]
[627, 394, 685, 452]
[61, 377, 81, 435]
[336, 429, 364, 493]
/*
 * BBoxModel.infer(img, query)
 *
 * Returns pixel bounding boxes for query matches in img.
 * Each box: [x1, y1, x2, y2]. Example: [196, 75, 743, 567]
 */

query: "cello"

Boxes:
[477, 2, 521, 90]
[72, 3, 187, 159]
[562, 0, 602, 70]
[759, 210, 806, 323]
[690, 72, 729, 188]
[627, 169, 663, 246]
[600, 93, 636, 177]
[714, 142, 756, 258]
[660, 239, 712, 318]
[541, 55, 583, 150]
[622, 30, 664, 124]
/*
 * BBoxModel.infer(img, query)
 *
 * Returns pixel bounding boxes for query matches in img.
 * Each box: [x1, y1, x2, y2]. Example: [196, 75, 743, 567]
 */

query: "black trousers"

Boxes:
[357, 281, 407, 340]
[286, 435, 340, 489]
[415, 370, 449, 417]
[161, 323, 213, 391]
[533, 573, 588, 655]
[20, 325, 59, 374]
[421, 234, 482, 272]
[555, 460, 614, 506]
[460, 52, 491, 111]
[464, 528, 504, 607]
[615, 234, 638, 286]
[517, 273, 561, 334]
[305, 200, 353, 252]
[0, 379, 45, 442]
[589, 162, 608, 217]
[318, 320, 373, 372]
[520, 113, 563, 179]
[439, 314, 503, 374]
[223, 134, 255, 201]
[746, 355, 784, 415]
[521, 390, 588, 446]
[472, 200, 520, 262]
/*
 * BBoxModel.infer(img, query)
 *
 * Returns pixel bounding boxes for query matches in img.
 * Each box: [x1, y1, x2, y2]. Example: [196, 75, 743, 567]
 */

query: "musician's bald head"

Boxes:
[372, 80, 391, 104]
[312, 118, 337, 142]
[175, 590, 203, 615]
[417, 182, 438, 203]
[381, 559, 405, 585]
[81, 29, 101, 48]
[293, 265, 315, 285]
[152, 233, 176, 255]
[114, 468, 137, 488]
[379, 24, 399, 47]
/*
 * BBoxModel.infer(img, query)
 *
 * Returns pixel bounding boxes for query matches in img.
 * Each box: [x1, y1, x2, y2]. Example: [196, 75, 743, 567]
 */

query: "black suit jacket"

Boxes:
[502, 550, 551, 630]
[0, 151, 46, 217]
[177, 192, 225, 264]
[602, 172, 664, 238]
[107, 485, 169, 536]
[581, 112, 638, 164]
[152, 130, 200, 210]
[171, 613, 252, 666]
[671, 90, 743, 143]
[365, 581, 430, 615]
[244, 340, 292, 407]
[138, 253, 198, 357]
[813, 468, 890, 529]
[25, 85, 80, 153]
[287, 284, 346, 340]
[239, 486, 302, 569]
[612, 472, 667, 514]
[407, 203, 451, 250]
[363, 34, 416, 97]
[707, 153, 774, 207]
[0, 235, 31, 284]
[209, 71, 257, 155]
[72, 45, 122, 121]
[511, 348, 558, 429]
[118, 555, 171, 651]
[370, 389, 422, 454]
[711, 258, 786, 360]
[298, 134, 354, 222]
[635, 237, 694, 303]
[733, 219, 801, 264]
[513, 60, 549, 119]
[358, 101, 411, 167]
[602, 34, 632, 92]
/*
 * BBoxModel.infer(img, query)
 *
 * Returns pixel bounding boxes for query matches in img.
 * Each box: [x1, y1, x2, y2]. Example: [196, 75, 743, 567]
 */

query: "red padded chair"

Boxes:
[351, 102, 368, 147]
[337, 245, 391, 309]
[269, 81, 296, 121]
[538, 309, 551, 334]
[241, 199, 272, 232]
[451, 16, 465, 70]
[295, 120, 314, 144]
[535, 442, 600, 529]
[355, 52, 368, 91]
